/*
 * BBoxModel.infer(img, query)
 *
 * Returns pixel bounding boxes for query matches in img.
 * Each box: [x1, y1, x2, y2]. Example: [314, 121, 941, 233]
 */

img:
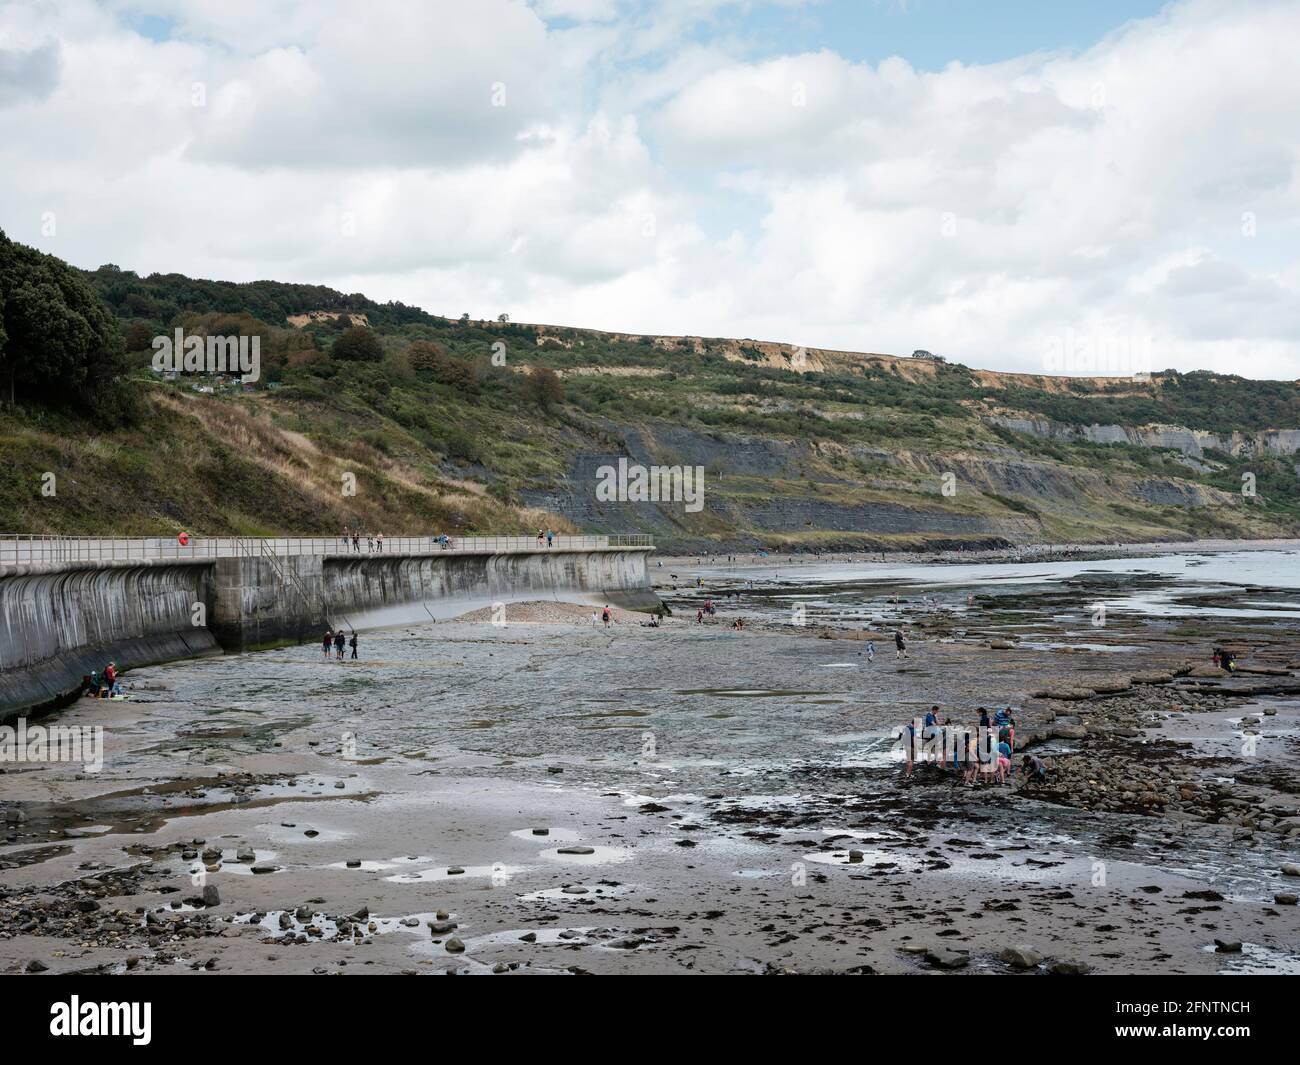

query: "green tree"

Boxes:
[523, 366, 564, 410]
[408, 338, 449, 372]
[409, 339, 478, 395]
[0, 228, 128, 410]
[332, 325, 384, 362]
[124, 321, 153, 351]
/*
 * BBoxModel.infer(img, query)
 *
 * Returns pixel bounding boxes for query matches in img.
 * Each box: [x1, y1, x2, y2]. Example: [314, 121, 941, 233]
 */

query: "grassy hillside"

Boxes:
[0, 261, 1296, 551]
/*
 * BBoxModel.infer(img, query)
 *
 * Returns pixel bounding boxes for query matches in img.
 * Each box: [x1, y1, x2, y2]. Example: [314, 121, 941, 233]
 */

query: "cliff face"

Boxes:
[520, 415, 1280, 555]
[985, 414, 1300, 460]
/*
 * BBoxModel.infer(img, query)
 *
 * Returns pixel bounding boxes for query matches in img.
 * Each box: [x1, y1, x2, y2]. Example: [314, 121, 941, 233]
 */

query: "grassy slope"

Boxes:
[2, 269, 1297, 546]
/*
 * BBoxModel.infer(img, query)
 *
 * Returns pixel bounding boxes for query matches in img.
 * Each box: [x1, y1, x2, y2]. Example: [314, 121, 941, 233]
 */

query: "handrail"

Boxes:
[0, 533, 654, 565]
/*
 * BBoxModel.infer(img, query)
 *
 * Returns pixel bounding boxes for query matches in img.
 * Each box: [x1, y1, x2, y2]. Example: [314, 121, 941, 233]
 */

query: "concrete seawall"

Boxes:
[0, 545, 656, 720]
[0, 559, 219, 721]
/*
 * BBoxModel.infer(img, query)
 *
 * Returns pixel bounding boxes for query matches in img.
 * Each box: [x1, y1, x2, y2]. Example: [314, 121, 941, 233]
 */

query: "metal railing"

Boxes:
[0, 533, 653, 566]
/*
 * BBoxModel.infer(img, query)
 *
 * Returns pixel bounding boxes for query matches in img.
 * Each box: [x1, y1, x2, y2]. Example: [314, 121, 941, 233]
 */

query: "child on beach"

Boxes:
[996, 738, 1012, 784]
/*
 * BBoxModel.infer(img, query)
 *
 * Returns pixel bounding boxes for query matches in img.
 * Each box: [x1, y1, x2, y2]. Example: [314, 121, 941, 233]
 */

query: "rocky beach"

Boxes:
[2, 546, 1299, 975]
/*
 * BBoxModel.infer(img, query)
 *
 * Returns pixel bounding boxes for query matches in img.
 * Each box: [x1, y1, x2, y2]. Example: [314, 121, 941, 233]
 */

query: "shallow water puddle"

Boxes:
[1205, 941, 1300, 974]
[538, 844, 631, 865]
[674, 688, 828, 697]
[387, 863, 526, 883]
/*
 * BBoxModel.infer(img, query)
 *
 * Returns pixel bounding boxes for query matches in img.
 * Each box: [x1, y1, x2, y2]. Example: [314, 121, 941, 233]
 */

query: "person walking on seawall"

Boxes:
[537, 528, 545, 547]
[376, 531, 384, 552]
[366, 532, 374, 552]
[349, 631, 358, 660]
[546, 529, 554, 548]
[334, 629, 346, 660]
[894, 629, 908, 659]
[352, 533, 360, 552]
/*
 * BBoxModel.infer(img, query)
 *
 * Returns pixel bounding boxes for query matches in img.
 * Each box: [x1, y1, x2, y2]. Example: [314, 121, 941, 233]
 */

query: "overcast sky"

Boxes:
[2, 0, 1298, 378]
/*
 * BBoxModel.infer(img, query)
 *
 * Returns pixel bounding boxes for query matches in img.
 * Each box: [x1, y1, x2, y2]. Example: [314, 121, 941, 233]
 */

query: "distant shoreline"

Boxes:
[653, 537, 1300, 569]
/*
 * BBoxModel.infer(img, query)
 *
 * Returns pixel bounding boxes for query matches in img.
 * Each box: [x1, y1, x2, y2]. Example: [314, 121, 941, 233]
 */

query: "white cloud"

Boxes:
[0, 0, 1297, 379]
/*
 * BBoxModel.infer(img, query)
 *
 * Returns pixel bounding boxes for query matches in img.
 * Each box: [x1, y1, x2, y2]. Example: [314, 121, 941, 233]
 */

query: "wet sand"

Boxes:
[2, 556, 1299, 975]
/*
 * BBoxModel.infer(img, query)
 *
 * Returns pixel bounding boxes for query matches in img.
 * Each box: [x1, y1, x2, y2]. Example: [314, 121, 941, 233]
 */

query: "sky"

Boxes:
[1, 0, 1298, 378]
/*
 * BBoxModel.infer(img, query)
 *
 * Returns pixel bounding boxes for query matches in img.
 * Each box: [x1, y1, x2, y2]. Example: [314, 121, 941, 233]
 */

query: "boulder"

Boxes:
[1032, 687, 1095, 701]
[924, 947, 969, 970]
[999, 945, 1044, 970]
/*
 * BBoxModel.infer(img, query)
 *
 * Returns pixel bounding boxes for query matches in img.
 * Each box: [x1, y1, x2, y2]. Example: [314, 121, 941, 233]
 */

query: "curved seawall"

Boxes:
[0, 559, 219, 720]
[1, 545, 656, 719]
[323, 548, 658, 629]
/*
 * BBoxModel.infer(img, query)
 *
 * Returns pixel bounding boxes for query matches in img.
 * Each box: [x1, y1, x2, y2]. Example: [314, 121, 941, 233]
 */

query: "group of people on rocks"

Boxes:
[1211, 646, 1238, 671]
[322, 629, 359, 660]
[341, 528, 385, 552]
[901, 705, 1048, 789]
[83, 661, 123, 698]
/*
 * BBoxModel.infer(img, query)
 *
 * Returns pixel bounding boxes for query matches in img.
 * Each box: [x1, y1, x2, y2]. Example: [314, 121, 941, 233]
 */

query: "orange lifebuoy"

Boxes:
[178, 532, 190, 546]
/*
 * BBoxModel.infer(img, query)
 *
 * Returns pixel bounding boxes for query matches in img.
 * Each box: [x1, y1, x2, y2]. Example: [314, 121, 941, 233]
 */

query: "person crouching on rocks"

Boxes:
[1021, 754, 1049, 790]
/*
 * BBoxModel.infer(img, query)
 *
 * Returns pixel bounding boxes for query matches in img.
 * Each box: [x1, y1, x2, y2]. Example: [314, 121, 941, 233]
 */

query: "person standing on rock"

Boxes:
[349, 631, 358, 659]
[866, 640, 875, 663]
[894, 629, 908, 659]
[334, 630, 346, 660]
[322, 630, 333, 657]
[602, 605, 612, 629]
